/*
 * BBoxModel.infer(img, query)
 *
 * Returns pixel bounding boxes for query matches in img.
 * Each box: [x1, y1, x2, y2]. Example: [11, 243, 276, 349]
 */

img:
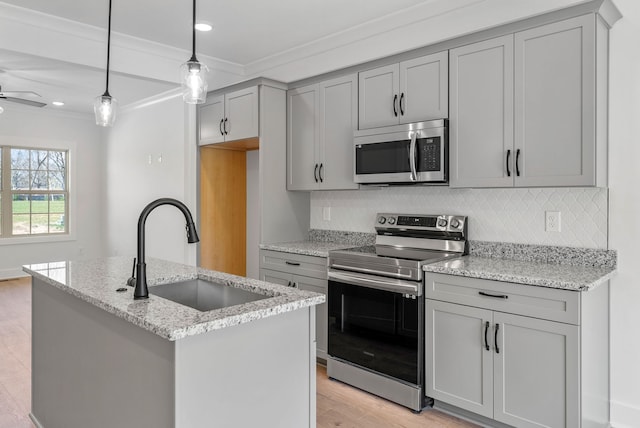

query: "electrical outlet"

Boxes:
[546, 211, 561, 232]
[322, 207, 331, 221]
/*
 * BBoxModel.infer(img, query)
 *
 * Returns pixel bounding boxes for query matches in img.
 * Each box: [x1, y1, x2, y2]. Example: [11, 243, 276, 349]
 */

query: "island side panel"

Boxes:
[174, 306, 316, 428]
[31, 278, 175, 428]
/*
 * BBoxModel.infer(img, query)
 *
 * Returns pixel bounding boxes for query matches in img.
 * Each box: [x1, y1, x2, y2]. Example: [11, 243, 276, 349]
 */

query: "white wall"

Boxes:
[104, 93, 198, 266]
[0, 106, 105, 278]
[608, 1, 640, 426]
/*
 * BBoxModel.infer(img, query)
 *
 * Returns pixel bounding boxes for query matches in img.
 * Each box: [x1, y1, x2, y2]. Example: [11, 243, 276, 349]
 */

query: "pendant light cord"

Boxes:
[104, 0, 113, 97]
[190, 0, 198, 62]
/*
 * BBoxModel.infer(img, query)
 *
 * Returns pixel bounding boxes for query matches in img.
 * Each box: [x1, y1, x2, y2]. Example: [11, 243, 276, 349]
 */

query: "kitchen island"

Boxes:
[24, 257, 324, 428]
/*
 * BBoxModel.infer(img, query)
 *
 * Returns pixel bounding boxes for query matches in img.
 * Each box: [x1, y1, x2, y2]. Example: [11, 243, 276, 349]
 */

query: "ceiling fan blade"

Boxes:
[0, 90, 42, 98]
[0, 96, 46, 107]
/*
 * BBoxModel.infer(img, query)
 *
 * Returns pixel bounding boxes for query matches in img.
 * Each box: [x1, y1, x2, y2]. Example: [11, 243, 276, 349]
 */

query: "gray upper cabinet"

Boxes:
[288, 74, 358, 191]
[287, 84, 318, 190]
[199, 95, 225, 144]
[514, 15, 596, 187]
[199, 86, 259, 145]
[358, 51, 448, 130]
[450, 15, 607, 188]
[449, 35, 514, 188]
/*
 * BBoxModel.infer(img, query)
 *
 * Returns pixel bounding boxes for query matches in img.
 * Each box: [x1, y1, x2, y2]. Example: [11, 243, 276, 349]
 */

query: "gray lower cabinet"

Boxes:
[425, 272, 609, 428]
[260, 249, 328, 360]
[450, 14, 609, 188]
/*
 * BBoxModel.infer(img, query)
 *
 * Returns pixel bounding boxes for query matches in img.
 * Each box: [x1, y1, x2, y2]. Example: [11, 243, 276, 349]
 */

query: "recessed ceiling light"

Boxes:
[195, 23, 213, 32]
[52, 101, 65, 106]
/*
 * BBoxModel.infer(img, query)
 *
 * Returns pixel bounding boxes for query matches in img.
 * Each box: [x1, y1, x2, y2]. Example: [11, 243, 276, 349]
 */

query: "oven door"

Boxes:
[327, 269, 424, 387]
[354, 127, 446, 184]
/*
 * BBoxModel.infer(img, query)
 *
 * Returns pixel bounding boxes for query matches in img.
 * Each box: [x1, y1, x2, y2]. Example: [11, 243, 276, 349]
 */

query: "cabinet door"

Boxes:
[287, 84, 319, 190]
[493, 312, 579, 428]
[449, 35, 514, 188]
[318, 74, 359, 190]
[358, 63, 400, 129]
[426, 300, 494, 418]
[259, 268, 292, 287]
[225, 86, 259, 142]
[198, 95, 225, 145]
[295, 275, 328, 360]
[399, 51, 448, 123]
[514, 15, 595, 187]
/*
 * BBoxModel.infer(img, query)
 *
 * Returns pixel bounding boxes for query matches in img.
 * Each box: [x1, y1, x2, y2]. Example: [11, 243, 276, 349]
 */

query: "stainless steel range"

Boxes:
[327, 213, 468, 411]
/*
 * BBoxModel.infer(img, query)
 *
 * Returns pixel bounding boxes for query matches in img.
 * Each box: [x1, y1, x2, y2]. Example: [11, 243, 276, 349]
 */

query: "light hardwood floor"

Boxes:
[0, 276, 477, 428]
[0, 277, 33, 428]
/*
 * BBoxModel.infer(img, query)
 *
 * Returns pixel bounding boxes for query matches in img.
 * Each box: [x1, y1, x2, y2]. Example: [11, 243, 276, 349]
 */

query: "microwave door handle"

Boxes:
[409, 131, 418, 181]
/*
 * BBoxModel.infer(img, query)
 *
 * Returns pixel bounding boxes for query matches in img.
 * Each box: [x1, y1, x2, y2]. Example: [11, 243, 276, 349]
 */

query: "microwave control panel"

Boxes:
[418, 137, 440, 172]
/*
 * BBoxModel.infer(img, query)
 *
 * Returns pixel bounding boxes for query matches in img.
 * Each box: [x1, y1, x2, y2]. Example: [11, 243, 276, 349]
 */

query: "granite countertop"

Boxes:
[423, 255, 616, 291]
[23, 257, 325, 341]
[259, 241, 355, 257]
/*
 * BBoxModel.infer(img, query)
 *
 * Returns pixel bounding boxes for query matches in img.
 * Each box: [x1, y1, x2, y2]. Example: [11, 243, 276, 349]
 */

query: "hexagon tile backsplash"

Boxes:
[310, 187, 608, 249]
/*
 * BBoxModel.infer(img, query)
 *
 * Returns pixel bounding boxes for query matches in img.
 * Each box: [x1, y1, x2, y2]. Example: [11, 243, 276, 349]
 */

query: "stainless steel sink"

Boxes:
[149, 278, 269, 312]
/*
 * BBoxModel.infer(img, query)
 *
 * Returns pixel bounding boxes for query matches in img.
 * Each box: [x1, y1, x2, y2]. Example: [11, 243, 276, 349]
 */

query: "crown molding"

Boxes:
[243, 0, 484, 78]
[0, 2, 244, 81]
[120, 87, 183, 113]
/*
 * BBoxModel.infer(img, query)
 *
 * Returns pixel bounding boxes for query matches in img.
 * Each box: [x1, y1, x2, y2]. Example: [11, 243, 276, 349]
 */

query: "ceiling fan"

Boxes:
[0, 85, 47, 107]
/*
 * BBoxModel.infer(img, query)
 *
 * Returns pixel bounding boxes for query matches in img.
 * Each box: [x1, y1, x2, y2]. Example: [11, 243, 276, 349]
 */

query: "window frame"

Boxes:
[0, 137, 76, 246]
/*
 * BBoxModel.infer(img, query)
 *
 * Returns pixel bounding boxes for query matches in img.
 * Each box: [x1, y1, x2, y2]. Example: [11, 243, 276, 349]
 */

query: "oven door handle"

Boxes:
[330, 263, 415, 280]
[328, 269, 421, 296]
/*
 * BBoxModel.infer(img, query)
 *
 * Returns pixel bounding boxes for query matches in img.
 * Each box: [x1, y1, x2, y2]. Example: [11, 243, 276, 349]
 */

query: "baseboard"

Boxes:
[610, 399, 640, 428]
[0, 267, 29, 280]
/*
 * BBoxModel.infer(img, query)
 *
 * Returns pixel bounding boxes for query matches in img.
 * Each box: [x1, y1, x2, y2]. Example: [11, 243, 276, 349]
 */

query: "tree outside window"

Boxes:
[0, 147, 68, 238]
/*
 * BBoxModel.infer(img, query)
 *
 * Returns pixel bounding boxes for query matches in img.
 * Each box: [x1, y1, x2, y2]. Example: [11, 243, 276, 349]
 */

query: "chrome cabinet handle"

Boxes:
[314, 164, 319, 183]
[223, 117, 228, 135]
[495, 323, 500, 354]
[285, 261, 301, 266]
[319, 163, 324, 183]
[506, 149, 511, 177]
[515, 149, 521, 177]
[399, 92, 405, 116]
[409, 131, 418, 181]
[219, 119, 224, 135]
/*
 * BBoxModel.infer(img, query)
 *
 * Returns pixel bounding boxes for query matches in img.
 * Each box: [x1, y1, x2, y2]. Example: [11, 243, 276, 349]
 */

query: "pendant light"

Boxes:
[94, 0, 117, 127]
[180, 0, 208, 104]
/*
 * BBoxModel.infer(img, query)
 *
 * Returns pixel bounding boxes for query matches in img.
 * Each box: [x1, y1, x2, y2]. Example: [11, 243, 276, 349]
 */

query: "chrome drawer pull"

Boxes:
[285, 261, 301, 266]
[479, 291, 509, 299]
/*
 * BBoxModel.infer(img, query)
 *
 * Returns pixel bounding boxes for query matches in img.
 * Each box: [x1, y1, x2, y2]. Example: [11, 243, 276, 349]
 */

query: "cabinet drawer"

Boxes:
[259, 250, 327, 279]
[425, 273, 580, 325]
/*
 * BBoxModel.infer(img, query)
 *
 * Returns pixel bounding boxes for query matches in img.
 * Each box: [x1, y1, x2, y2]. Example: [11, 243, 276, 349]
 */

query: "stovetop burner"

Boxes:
[328, 213, 468, 281]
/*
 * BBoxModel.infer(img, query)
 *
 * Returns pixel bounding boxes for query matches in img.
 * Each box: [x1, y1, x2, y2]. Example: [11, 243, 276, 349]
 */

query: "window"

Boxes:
[0, 146, 69, 238]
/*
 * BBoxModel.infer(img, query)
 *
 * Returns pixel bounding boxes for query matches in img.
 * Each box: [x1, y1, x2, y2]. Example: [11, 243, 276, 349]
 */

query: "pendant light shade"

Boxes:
[94, 93, 118, 127]
[181, 0, 208, 104]
[95, 0, 117, 127]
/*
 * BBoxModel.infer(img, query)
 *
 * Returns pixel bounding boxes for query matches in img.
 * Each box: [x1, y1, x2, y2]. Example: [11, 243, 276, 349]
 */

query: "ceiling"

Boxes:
[0, 0, 589, 117]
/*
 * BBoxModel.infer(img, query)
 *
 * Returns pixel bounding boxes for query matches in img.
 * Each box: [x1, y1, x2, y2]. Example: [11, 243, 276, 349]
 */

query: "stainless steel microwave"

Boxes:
[354, 119, 448, 185]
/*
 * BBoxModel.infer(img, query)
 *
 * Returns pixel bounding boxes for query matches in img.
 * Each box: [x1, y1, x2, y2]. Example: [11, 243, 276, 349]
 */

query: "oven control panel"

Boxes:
[375, 213, 466, 233]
